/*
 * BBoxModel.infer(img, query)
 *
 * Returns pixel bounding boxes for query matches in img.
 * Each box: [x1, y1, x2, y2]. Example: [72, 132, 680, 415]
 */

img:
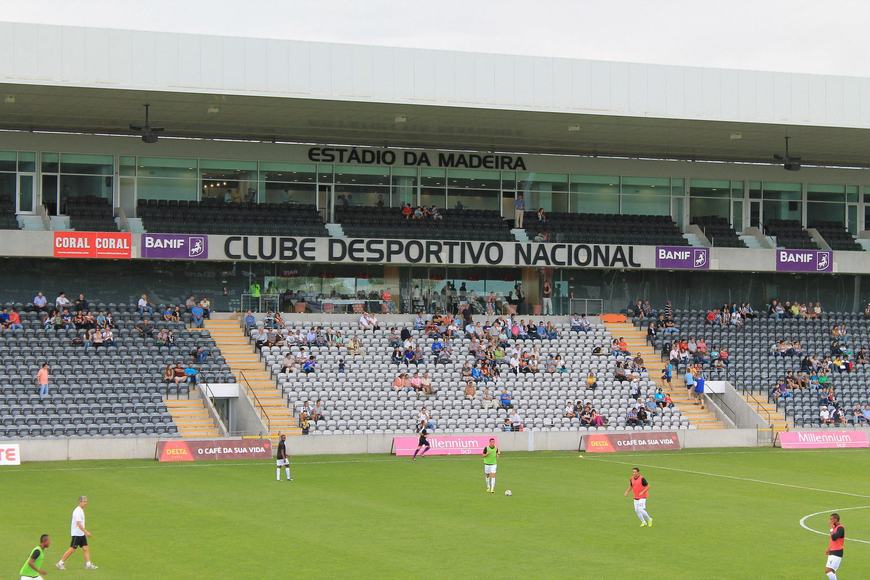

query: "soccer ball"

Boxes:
[504, 490, 512, 496]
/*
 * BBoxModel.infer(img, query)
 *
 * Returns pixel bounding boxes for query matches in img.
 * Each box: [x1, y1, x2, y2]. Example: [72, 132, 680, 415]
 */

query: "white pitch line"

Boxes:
[798, 506, 870, 545]
[585, 456, 870, 500]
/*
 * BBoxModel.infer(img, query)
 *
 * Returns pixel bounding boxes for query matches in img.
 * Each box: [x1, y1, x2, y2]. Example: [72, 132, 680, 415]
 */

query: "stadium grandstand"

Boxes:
[0, 19, 869, 455]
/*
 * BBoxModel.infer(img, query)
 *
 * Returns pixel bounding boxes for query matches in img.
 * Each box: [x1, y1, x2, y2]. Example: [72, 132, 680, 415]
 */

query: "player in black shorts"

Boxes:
[275, 433, 292, 481]
[412, 429, 431, 461]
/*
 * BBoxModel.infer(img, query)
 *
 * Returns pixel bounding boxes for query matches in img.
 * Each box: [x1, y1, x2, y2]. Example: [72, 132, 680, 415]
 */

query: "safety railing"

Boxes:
[237, 369, 272, 436]
[198, 381, 229, 437]
[240, 292, 279, 313]
[569, 298, 605, 316]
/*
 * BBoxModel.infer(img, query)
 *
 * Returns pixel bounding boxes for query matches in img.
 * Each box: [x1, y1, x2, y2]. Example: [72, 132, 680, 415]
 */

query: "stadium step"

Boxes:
[604, 321, 726, 430]
[739, 391, 790, 430]
[205, 319, 301, 439]
[164, 398, 222, 438]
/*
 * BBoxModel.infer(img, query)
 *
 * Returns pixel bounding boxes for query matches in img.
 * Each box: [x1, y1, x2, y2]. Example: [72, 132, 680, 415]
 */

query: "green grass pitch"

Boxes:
[1, 448, 868, 579]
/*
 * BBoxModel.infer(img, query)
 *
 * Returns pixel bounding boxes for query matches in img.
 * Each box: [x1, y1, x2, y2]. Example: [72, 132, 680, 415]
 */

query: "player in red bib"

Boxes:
[623, 467, 653, 527]
[824, 513, 845, 580]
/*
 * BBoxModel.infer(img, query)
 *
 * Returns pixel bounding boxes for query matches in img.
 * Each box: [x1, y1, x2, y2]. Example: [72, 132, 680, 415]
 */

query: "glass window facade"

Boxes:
[334, 165, 390, 208]
[762, 181, 802, 223]
[569, 175, 619, 214]
[1, 147, 870, 234]
[806, 184, 848, 226]
[200, 159, 257, 203]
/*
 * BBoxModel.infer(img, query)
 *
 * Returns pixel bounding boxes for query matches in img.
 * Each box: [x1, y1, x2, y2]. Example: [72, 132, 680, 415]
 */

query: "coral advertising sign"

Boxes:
[156, 439, 272, 462]
[583, 432, 681, 453]
[392, 435, 496, 456]
[53, 232, 132, 259]
[779, 431, 869, 450]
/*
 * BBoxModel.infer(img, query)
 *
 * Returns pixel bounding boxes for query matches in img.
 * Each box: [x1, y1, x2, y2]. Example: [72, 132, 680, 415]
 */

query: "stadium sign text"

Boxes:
[0, 443, 21, 465]
[392, 435, 497, 456]
[582, 432, 681, 453]
[221, 236, 643, 268]
[156, 438, 273, 462]
[307, 146, 526, 170]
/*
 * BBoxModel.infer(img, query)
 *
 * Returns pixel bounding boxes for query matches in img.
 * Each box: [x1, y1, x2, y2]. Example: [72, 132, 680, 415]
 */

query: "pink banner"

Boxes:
[392, 434, 498, 456]
[779, 430, 869, 450]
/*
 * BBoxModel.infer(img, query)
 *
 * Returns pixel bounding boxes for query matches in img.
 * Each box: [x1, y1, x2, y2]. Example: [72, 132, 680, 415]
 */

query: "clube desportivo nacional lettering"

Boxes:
[222, 236, 643, 268]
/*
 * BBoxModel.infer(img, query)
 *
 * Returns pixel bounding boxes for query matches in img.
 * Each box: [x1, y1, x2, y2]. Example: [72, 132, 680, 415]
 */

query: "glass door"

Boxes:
[847, 204, 858, 235]
[749, 200, 762, 229]
[17, 173, 35, 213]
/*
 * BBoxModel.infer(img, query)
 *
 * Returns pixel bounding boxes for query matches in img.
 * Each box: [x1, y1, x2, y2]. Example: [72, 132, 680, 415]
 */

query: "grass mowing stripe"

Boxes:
[585, 456, 870, 500]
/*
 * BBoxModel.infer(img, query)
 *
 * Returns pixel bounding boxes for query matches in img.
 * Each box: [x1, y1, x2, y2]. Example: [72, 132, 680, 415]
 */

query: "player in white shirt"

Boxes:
[56, 496, 98, 570]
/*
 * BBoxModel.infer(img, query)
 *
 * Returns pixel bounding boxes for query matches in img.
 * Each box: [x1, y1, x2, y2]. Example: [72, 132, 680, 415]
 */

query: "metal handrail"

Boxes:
[746, 390, 775, 428]
[198, 381, 229, 437]
[238, 369, 271, 435]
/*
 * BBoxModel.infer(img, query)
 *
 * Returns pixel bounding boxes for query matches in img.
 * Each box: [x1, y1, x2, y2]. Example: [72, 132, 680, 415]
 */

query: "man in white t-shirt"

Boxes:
[56, 496, 98, 570]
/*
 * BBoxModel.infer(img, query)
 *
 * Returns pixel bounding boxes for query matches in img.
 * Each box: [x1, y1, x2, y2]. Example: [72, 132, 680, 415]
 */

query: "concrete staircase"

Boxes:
[605, 321, 725, 429]
[326, 223, 345, 238]
[511, 228, 529, 242]
[165, 396, 222, 438]
[204, 319, 300, 438]
[738, 390, 790, 431]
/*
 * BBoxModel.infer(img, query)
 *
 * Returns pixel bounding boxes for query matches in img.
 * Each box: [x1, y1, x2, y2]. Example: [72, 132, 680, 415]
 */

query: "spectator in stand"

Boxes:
[54, 291, 71, 309]
[5, 308, 22, 331]
[199, 297, 211, 319]
[190, 302, 205, 328]
[137, 294, 154, 315]
[464, 380, 477, 400]
[563, 400, 577, 419]
[421, 372, 434, 395]
[626, 407, 640, 427]
[514, 193, 525, 228]
[32, 291, 48, 311]
[244, 310, 256, 329]
[161, 364, 175, 384]
[35, 363, 50, 400]
[359, 311, 379, 331]
[302, 356, 317, 374]
[508, 408, 524, 431]
[541, 281, 553, 316]
[499, 388, 513, 410]
[571, 314, 591, 332]
[74, 293, 89, 311]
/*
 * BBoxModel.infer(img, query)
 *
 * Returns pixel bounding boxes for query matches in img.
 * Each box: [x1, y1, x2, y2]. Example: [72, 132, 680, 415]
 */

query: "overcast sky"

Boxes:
[4, 0, 867, 77]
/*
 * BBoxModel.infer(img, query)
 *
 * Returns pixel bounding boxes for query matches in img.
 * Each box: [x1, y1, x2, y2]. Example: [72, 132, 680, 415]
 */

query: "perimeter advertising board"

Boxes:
[582, 432, 681, 453]
[0, 443, 21, 465]
[779, 430, 868, 449]
[156, 438, 272, 462]
[53, 232, 132, 259]
[392, 434, 496, 456]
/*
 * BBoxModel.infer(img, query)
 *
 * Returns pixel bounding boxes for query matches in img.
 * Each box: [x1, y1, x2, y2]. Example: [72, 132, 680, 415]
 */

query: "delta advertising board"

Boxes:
[583, 432, 681, 453]
[392, 434, 496, 456]
[779, 430, 869, 450]
[0, 443, 21, 465]
[156, 438, 272, 462]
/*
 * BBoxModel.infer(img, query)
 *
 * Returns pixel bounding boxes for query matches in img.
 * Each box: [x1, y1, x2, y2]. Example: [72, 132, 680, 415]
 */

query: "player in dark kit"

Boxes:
[824, 513, 845, 580]
[412, 429, 431, 460]
[276, 433, 292, 481]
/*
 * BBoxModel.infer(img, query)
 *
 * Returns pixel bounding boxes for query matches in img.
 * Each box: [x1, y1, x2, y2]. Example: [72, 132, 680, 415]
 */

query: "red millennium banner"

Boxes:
[156, 438, 272, 462]
[583, 432, 681, 453]
[53, 232, 132, 259]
